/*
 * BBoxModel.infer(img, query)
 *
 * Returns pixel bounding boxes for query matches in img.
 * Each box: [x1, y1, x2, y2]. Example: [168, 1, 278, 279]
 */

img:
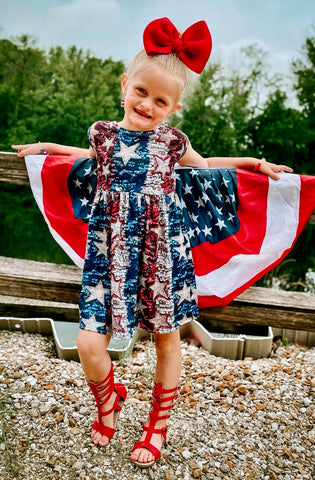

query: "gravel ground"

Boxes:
[0, 330, 314, 480]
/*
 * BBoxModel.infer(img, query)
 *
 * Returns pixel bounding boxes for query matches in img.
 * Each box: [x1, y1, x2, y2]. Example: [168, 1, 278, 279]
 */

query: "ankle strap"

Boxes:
[88, 364, 114, 408]
[152, 382, 180, 401]
[150, 382, 180, 421]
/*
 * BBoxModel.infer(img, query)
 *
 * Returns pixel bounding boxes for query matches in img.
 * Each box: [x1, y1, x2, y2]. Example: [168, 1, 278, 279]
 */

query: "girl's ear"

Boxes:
[121, 72, 128, 94]
[171, 102, 182, 115]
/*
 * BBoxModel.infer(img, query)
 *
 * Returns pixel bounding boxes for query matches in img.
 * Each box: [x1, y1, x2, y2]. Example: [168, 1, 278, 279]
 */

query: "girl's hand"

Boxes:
[255, 158, 293, 181]
[12, 143, 91, 158]
[12, 143, 45, 157]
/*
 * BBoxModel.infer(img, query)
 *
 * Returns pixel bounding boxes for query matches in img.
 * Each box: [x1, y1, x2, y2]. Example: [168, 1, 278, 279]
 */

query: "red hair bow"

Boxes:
[143, 17, 212, 74]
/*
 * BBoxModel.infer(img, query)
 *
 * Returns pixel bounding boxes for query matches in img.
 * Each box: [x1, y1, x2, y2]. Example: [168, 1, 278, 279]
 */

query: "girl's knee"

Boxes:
[76, 329, 110, 360]
[154, 329, 181, 355]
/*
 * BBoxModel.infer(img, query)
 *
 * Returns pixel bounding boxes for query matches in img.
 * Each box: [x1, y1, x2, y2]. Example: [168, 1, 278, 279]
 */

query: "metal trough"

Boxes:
[0, 317, 273, 361]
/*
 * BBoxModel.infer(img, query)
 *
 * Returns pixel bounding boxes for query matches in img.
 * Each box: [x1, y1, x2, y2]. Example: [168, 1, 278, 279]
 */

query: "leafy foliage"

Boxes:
[0, 36, 125, 150]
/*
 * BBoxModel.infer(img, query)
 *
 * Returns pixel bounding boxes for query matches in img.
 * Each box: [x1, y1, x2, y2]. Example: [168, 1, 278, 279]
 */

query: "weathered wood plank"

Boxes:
[1, 256, 315, 331]
[199, 304, 315, 332]
[235, 286, 315, 310]
[0, 151, 29, 185]
[200, 286, 315, 332]
[0, 295, 79, 323]
[0, 256, 81, 303]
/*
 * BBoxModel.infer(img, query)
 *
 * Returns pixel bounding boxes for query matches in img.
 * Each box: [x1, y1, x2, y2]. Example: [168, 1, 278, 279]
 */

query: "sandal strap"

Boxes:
[153, 383, 179, 395]
[149, 382, 180, 421]
[132, 383, 180, 465]
[96, 384, 125, 418]
[88, 364, 114, 404]
[143, 424, 167, 438]
[132, 440, 162, 462]
[88, 368, 127, 443]
[91, 420, 116, 440]
[153, 383, 180, 404]
[88, 364, 116, 422]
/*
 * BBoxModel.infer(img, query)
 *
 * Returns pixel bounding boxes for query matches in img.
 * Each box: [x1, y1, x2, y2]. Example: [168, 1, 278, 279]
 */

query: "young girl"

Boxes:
[12, 17, 292, 468]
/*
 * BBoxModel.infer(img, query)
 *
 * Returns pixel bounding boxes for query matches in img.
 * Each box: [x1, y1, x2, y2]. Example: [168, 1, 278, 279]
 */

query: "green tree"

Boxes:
[179, 45, 281, 158]
[36, 46, 125, 147]
[0, 35, 125, 149]
[0, 35, 47, 150]
[291, 29, 315, 174]
[293, 29, 315, 116]
[245, 89, 308, 171]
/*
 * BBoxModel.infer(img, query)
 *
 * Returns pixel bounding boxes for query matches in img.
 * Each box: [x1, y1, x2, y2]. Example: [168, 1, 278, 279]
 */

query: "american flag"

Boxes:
[175, 167, 240, 248]
[25, 155, 315, 307]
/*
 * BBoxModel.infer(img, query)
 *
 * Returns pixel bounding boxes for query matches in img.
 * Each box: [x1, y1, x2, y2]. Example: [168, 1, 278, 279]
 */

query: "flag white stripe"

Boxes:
[196, 173, 301, 297]
[25, 155, 84, 268]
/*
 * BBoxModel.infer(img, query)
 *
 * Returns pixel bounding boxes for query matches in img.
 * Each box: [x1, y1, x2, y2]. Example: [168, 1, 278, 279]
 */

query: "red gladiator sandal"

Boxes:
[87, 364, 127, 444]
[131, 382, 180, 468]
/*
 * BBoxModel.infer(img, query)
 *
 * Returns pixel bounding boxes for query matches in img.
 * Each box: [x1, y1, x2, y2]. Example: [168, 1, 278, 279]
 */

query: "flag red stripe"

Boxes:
[41, 155, 88, 259]
[197, 174, 315, 307]
[191, 169, 269, 275]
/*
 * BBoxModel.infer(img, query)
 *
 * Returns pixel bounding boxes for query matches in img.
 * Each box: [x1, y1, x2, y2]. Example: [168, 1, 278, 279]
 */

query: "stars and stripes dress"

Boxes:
[78, 120, 198, 338]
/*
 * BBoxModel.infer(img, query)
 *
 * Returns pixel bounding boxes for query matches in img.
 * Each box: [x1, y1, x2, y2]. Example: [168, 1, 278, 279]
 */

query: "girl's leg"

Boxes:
[130, 328, 182, 465]
[77, 329, 119, 447]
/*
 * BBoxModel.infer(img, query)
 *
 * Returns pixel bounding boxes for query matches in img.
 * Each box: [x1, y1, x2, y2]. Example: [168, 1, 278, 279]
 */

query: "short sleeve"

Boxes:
[169, 127, 189, 161]
[179, 131, 189, 159]
[87, 122, 97, 151]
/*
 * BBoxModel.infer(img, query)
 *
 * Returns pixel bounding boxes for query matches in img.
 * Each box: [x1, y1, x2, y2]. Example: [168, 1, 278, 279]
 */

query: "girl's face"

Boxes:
[119, 65, 182, 131]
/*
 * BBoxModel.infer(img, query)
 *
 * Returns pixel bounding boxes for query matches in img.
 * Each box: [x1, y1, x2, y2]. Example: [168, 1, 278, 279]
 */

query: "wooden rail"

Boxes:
[0, 151, 315, 332]
[0, 256, 315, 332]
[0, 151, 30, 185]
[200, 287, 315, 332]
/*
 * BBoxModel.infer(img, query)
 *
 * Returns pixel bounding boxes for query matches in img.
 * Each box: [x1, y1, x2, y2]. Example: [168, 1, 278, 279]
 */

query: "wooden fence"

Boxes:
[0, 151, 314, 333]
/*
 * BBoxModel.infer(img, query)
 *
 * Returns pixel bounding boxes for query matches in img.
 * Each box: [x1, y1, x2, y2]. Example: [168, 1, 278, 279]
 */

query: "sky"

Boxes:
[0, 0, 314, 78]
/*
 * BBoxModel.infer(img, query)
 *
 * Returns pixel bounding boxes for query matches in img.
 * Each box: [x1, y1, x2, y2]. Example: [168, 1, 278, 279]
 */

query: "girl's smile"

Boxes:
[119, 66, 182, 131]
[134, 107, 152, 119]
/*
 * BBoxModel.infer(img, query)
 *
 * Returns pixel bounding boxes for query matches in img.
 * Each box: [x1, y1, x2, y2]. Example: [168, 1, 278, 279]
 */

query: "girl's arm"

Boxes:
[179, 144, 293, 180]
[12, 142, 94, 158]
[207, 156, 293, 180]
[178, 144, 208, 168]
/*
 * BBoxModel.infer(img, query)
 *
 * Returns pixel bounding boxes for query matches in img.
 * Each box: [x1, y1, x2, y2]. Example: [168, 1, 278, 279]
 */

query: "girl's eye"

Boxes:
[157, 98, 167, 105]
[136, 87, 146, 95]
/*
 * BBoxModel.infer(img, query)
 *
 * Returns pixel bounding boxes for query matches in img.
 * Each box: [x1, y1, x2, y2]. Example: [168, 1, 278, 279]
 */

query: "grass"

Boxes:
[263, 454, 270, 476]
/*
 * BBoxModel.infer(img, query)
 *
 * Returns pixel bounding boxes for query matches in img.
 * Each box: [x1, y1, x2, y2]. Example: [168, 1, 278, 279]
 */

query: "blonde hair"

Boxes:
[126, 49, 191, 101]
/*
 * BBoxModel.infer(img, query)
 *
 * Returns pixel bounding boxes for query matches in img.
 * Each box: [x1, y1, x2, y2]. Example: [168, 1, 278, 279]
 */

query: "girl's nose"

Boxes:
[140, 98, 152, 111]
